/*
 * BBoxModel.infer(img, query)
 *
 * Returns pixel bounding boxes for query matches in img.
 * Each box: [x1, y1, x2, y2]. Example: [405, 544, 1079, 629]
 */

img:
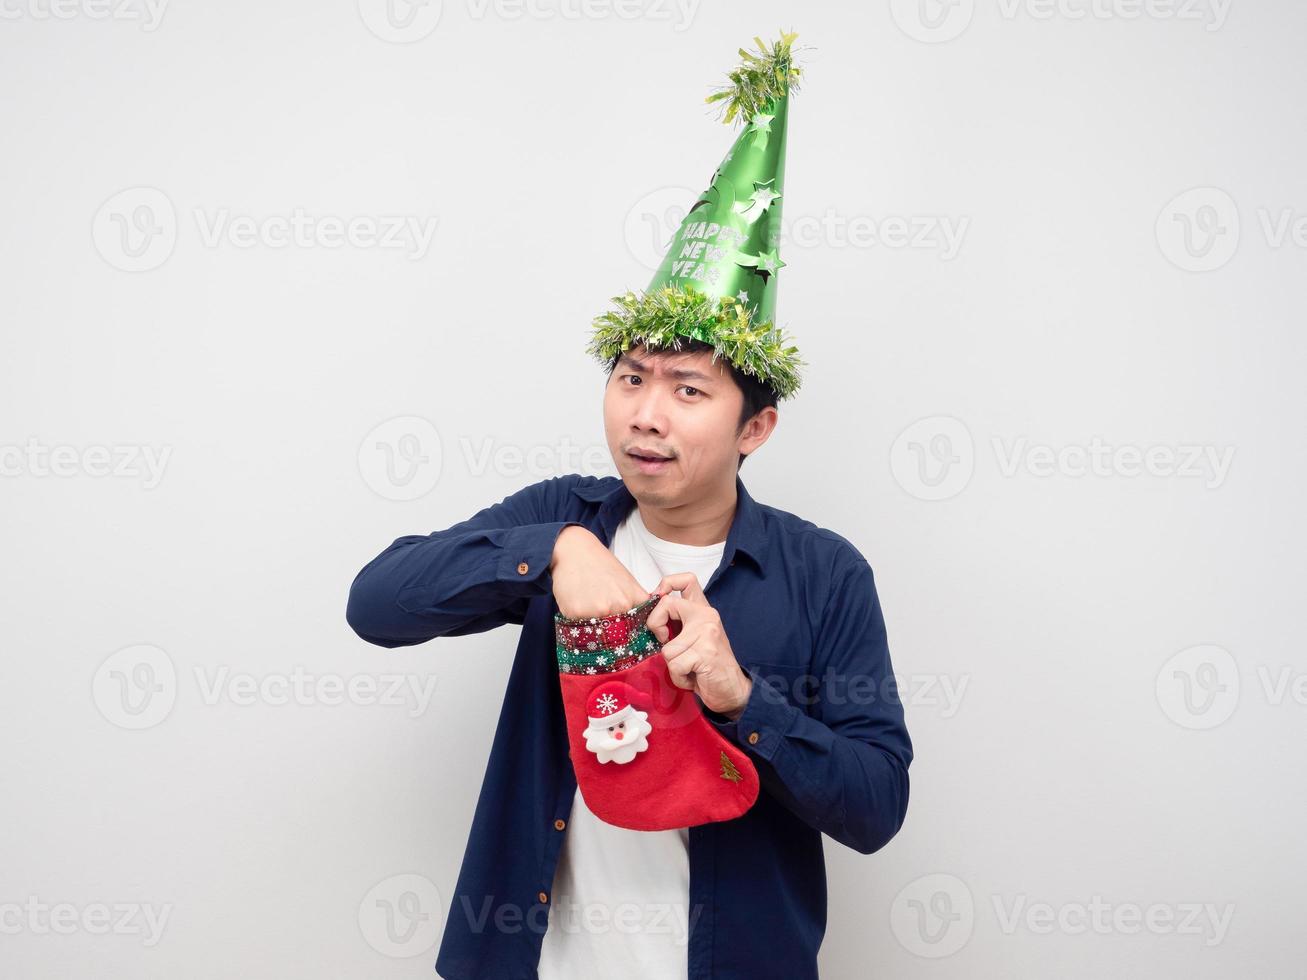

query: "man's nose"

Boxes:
[613, 731, 624, 740]
[630, 386, 671, 431]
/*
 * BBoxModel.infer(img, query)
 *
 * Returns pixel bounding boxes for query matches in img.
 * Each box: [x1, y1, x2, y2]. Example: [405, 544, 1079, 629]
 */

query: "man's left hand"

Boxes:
[646, 573, 753, 720]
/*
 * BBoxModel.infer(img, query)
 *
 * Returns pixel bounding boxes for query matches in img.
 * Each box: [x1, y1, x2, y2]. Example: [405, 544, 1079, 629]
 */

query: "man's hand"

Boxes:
[646, 572, 753, 719]
[550, 526, 652, 620]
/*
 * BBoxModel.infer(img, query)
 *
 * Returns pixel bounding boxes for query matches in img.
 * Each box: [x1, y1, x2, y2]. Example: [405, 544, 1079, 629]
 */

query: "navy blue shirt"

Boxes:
[346, 472, 913, 979]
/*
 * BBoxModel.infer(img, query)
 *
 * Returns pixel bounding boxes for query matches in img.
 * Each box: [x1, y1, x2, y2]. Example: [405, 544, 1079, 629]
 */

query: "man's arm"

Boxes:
[345, 475, 584, 648]
[705, 557, 913, 855]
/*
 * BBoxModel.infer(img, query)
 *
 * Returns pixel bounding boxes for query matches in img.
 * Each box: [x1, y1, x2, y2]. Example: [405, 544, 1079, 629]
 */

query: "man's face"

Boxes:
[603, 344, 745, 504]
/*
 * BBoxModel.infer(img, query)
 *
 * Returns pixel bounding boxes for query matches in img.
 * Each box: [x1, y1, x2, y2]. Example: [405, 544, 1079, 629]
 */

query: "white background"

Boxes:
[1, 0, 1303, 977]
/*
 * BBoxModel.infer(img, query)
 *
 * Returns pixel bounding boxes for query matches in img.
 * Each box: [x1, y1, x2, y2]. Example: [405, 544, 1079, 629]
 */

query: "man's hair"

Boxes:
[607, 340, 778, 471]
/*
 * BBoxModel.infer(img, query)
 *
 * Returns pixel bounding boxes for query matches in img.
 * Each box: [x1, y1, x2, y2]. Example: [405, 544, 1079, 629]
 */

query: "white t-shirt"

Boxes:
[536, 505, 726, 978]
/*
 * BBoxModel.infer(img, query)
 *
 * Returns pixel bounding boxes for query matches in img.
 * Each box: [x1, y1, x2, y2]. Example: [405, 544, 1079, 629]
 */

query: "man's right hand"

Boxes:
[550, 525, 652, 620]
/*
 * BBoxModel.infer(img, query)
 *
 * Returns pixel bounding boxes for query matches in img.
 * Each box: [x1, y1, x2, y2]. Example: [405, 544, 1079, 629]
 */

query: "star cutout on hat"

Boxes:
[746, 111, 775, 150]
[736, 245, 786, 284]
[694, 168, 737, 215]
[736, 289, 750, 304]
[756, 247, 785, 275]
[732, 179, 782, 224]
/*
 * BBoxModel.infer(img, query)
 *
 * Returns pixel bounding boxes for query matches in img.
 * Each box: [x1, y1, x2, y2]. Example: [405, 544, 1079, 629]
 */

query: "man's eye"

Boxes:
[618, 375, 698, 397]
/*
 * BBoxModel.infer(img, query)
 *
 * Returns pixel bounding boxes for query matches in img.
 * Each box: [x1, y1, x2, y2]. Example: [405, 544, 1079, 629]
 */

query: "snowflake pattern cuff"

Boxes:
[555, 593, 664, 675]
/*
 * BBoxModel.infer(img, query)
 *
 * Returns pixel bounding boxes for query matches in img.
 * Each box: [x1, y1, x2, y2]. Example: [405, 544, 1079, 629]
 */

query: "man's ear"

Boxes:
[738, 405, 779, 456]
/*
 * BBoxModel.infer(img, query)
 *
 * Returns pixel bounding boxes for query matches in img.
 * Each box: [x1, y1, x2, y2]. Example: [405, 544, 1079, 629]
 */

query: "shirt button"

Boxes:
[517, 561, 530, 575]
[554, 819, 566, 831]
[538, 891, 549, 904]
[747, 732, 760, 745]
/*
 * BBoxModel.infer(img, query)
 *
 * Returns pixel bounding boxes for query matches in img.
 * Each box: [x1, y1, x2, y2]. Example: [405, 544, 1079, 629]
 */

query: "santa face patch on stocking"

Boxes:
[555, 593, 760, 831]
[583, 683, 652, 764]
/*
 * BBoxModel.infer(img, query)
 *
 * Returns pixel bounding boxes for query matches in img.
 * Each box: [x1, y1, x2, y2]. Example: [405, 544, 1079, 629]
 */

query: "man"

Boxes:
[345, 32, 913, 979]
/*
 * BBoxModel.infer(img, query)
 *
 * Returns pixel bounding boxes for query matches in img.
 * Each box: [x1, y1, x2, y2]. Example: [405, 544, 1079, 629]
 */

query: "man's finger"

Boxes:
[653, 572, 706, 605]
[663, 650, 698, 690]
[660, 621, 698, 661]
[646, 592, 681, 642]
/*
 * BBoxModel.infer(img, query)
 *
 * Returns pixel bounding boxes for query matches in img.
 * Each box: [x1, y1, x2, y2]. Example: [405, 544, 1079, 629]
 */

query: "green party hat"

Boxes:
[588, 31, 807, 400]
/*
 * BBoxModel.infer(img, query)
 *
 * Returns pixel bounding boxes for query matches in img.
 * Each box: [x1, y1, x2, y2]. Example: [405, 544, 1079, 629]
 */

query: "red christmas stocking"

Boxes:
[555, 592, 760, 831]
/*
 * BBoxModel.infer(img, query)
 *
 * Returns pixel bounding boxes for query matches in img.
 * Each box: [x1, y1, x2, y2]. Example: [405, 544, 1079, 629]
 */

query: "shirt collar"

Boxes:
[571, 473, 769, 578]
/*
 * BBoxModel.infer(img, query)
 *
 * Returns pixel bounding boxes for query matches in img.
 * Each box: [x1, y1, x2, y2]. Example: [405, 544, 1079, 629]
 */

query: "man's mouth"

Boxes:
[628, 449, 673, 472]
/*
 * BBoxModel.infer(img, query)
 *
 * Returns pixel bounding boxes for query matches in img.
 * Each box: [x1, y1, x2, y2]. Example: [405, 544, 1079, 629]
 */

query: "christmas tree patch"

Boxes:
[720, 751, 743, 784]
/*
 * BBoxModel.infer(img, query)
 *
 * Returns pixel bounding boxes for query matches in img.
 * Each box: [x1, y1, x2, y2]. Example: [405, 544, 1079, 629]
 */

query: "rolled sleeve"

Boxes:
[346, 475, 586, 647]
[495, 522, 583, 587]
